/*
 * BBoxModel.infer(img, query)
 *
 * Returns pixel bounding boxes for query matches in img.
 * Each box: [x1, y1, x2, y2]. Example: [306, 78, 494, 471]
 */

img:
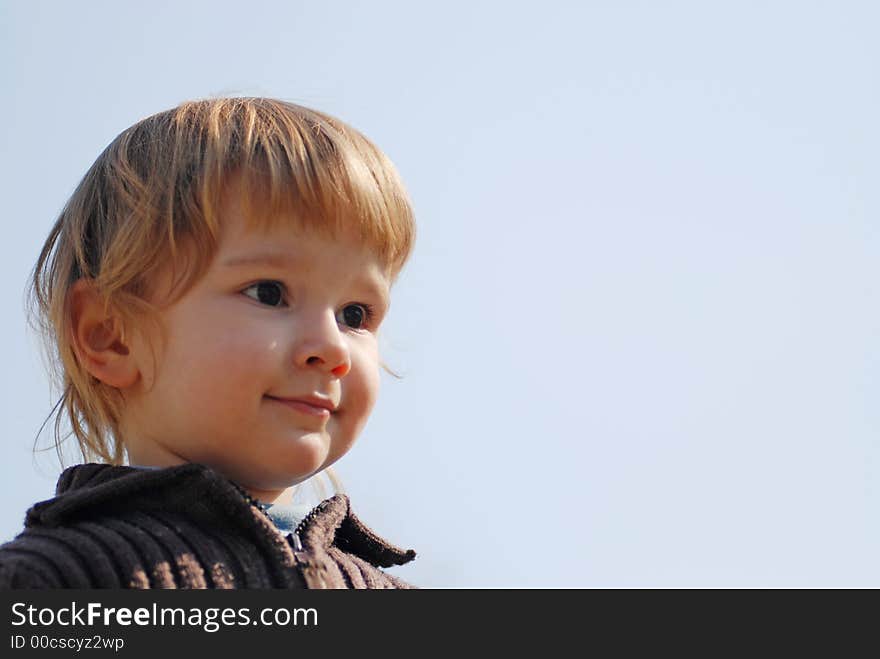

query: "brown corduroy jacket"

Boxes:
[0, 463, 416, 589]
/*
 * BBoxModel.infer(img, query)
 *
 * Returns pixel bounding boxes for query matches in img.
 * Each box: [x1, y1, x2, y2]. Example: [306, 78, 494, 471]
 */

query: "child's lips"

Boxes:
[266, 395, 335, 418]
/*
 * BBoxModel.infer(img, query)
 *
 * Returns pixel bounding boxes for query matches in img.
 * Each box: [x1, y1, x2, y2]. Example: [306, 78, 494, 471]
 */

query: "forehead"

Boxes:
[148, 207, 392, 310]
[216, 207, 392, 304]
[225, 200, 388, 265]
[218, 177, 398, 277]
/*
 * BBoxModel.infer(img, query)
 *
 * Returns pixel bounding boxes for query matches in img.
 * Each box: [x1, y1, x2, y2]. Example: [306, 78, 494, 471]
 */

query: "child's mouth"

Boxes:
[266, 395, 334, 419]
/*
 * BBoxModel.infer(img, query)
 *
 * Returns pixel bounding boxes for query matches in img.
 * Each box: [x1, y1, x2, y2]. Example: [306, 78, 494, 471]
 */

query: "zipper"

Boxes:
[229, 480, 312, 586]
[291, 498, 338, 553]
[292, 500, 327, 542]
[231, 480, 324, 556]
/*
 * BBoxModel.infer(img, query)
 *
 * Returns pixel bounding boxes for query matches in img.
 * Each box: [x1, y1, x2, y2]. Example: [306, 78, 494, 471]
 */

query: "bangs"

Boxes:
[192, 99, 414, 279]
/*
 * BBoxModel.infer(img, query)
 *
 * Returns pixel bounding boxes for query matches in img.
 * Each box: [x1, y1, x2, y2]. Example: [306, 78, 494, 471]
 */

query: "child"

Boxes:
[0, 97, 417, 588]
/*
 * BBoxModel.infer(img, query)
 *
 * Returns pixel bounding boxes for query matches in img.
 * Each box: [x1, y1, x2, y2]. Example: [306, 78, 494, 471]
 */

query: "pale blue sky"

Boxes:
[1, 1, 878, 586]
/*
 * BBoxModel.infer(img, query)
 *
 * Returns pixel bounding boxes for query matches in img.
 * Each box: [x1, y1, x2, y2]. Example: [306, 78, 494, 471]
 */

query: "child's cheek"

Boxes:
[348, 345, 382, 426]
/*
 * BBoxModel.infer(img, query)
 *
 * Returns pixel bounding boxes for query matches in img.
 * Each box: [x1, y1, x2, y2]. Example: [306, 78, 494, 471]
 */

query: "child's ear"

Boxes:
[68, 279, 139, 390]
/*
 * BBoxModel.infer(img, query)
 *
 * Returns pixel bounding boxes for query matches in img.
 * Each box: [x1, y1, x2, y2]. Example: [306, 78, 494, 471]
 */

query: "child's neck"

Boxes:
[240, 485, 295, 506]
[125, 448, 295, 506]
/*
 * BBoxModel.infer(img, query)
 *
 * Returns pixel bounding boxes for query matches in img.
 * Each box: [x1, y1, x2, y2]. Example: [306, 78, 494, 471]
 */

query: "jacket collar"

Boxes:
[26, 463, 415, 568]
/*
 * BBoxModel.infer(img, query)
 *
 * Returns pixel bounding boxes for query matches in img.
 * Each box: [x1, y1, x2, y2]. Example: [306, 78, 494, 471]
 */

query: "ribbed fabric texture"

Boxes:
[0, 463, 416, 589]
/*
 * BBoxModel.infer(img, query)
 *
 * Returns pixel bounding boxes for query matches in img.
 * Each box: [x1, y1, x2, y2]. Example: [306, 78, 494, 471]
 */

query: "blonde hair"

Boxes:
[29, 97, 415, 465]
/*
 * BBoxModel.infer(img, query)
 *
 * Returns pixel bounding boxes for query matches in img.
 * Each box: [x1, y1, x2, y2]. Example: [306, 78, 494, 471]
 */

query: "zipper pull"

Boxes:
[289, 531, 303, 552]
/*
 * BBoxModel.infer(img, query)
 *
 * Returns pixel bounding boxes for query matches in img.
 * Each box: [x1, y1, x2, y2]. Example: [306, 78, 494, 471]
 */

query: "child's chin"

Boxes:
[268, 452, 331, 485]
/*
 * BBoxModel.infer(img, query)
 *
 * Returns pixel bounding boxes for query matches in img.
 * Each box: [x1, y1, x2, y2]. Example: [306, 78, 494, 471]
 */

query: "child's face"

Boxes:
[121, 201, 391, 499]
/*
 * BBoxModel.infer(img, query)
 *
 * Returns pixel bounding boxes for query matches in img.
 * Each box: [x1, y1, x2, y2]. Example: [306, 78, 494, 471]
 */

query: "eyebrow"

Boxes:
[222, 252, 299, 270]
[221, 252, 391, 307]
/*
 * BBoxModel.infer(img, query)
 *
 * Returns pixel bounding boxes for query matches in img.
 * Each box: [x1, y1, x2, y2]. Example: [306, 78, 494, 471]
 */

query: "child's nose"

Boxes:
[293, 310, 351, 377]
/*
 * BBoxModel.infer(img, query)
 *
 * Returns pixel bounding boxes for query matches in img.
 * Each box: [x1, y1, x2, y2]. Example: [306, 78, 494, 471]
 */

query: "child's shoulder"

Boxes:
[0, 463, 218, 588]
[0, 463, 416, 589]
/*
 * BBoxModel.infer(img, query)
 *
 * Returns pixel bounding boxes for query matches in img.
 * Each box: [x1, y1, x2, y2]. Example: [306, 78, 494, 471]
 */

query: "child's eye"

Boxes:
[242, 283, 374, 328]
[242, 281, 286, 307]
[337, 303, 374, 330]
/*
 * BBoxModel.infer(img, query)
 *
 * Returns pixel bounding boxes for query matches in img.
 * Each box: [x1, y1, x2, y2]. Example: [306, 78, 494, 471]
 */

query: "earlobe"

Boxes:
[69, 279, 140, 389]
